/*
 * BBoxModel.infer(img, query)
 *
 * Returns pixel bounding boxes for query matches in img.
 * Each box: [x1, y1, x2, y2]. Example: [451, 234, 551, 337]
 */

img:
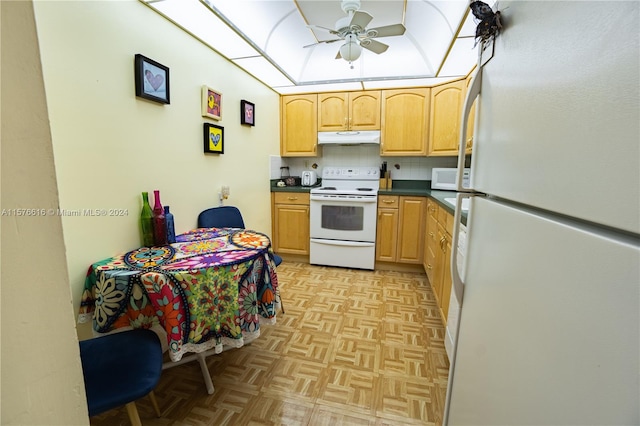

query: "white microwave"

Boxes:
[431, 168, 470, 190]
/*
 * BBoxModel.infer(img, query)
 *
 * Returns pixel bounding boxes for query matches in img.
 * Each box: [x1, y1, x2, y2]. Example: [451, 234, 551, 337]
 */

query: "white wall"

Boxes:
[32, 0, 280, 338]
[1, 1, 89, 424]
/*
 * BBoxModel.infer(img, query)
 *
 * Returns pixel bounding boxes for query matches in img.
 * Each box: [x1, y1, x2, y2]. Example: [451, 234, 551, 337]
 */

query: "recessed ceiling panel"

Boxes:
[145, 0, 478, 91]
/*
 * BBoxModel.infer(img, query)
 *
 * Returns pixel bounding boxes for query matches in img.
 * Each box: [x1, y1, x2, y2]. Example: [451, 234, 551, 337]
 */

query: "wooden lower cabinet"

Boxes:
[376, 201, 398, 262]
[271, 192, 310, 255]
[423, 198, 453, 325]
[376, 195, 426, 264]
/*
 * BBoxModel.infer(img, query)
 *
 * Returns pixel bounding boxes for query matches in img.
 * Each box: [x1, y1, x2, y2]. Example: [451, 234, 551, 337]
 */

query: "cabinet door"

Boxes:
[318, 93, 348, 131]
[350, 91, 381, 130]
[432, 224, 447, 309]
[281, 94, 318, 157]
[424, 209, 439, 283]
[428, 79, 465, 156]
[273, 204, 309, 255]
[440, 234, 453, 323]
[397, 197, 426, 264]
[465, 73, 476, 154]
[376, 207, 398, 262]
[380, 88, 430, 156]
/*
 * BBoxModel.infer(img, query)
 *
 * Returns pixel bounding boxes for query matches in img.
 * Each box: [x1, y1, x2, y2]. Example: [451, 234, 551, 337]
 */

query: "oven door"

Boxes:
[309, 194, 378, 242]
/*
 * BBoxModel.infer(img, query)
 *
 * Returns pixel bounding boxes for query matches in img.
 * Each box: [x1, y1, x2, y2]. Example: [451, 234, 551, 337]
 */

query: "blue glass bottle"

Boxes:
[164, 205, 176, 244]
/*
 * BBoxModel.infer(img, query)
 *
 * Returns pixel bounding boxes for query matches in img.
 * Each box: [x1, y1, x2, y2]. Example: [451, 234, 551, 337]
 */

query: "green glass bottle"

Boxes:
[140, 192, 154, 247]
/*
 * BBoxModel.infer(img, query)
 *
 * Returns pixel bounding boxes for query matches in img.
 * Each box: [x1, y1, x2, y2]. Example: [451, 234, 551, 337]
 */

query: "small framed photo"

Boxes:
[202, 86, 222, 120]
[203, 123, 224, 154]
[240, 100, 255, 126]
[134, 54, 170, 104]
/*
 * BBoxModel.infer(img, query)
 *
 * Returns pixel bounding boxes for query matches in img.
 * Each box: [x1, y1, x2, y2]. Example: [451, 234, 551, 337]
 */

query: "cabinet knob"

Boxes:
[383, 199, 395, 204]
[287, 196, 298, 201]
[426, 264, 433, 270]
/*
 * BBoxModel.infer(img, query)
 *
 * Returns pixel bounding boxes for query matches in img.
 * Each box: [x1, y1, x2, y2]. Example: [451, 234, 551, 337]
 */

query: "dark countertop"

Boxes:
[271, 179, 467, 222]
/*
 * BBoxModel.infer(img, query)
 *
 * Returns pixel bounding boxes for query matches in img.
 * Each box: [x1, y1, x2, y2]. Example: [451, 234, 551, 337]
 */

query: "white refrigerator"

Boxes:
[444, 2, 639, 425]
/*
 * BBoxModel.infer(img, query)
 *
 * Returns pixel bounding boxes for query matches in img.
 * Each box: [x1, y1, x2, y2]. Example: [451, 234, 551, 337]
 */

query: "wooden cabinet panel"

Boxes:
[380, 88, 430, 156]
[376, 195, 425, 264]
[273, 192, 310, 205]
[424, 212, 439, 283]
[378, 194, 399, 208]
[424, 197, 454, 326]
[440, 236, 453, 321]
[318, 91, 380, 131]
[428, 79, 465, 156]
[272, 192, 310, 255]
[350, 91, 381, 130]
[397, 197, 426, 264]
[318, 93, 348, 131]
[465, 73, 476, 154]
[375, 208, 398, 262]
[281, 94, 318, 157]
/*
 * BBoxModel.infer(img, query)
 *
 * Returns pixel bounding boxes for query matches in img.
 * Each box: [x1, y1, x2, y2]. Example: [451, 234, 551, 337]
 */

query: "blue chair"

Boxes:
[79, 329, 163, 425]
[197, 206, 283, 267]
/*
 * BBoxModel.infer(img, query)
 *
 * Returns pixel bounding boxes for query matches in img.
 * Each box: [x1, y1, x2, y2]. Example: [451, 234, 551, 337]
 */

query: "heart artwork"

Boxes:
[145, 70, 164, 91]
[210, 133, 221, 147]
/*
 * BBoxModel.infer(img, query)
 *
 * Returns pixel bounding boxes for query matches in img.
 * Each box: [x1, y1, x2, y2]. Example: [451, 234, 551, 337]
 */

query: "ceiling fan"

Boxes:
[304, 0, 406, 68]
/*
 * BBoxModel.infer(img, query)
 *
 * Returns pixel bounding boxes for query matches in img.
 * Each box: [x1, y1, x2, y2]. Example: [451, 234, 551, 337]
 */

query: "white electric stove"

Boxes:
[309, 166, 380, 270]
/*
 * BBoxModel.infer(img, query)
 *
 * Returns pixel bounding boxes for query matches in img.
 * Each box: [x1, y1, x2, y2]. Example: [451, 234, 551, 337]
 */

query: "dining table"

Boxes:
[78, 227, 280, 394]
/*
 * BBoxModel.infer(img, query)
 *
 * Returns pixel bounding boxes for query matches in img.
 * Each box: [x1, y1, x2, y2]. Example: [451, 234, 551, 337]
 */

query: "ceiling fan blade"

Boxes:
[349, 10, 373, 29]
[307, 24, 340, 36]
[303, 39, 342, 48]
[360, 39, 388, 54]
[366, 23, 406, 38]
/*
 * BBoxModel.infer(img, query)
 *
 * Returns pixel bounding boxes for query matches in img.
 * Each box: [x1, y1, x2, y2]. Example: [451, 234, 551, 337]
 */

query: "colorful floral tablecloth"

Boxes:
[78, 228, 279, 361]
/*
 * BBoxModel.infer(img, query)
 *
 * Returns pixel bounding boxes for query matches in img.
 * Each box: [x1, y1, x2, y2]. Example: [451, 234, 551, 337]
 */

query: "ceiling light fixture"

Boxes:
[339, 33, 362, 68]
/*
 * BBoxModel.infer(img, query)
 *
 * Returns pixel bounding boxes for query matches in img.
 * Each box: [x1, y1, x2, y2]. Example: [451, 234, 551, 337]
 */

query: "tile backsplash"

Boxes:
[271, 145, 461, 180]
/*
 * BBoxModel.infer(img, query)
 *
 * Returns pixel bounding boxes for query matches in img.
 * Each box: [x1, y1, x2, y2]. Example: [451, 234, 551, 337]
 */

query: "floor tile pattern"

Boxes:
[89, 262, 449, 425]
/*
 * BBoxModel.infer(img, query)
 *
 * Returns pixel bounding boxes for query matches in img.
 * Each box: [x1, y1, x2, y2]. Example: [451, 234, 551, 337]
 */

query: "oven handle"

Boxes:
[310, 195, 377, 203]
[310, 238, 375, 247]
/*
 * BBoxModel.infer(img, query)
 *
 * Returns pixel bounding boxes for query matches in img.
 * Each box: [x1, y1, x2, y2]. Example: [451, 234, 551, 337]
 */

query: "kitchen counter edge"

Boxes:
[271, 179, 465, 220]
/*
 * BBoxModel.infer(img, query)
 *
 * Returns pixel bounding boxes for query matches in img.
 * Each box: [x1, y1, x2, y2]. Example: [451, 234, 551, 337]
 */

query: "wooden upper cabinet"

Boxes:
[350, 91, 381, 130]
[281, 94, 318, 157]
[428, 79, 465, 156]
[464, 73, 476, 154]
[380, 88, 430, 156]
[318, 91, 380, 131]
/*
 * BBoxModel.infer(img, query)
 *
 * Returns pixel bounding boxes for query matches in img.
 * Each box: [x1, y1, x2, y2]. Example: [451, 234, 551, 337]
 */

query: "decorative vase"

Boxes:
[164, 205, 176, 244]
[140, 192, 154, 247]
[152, 190, 168, 246]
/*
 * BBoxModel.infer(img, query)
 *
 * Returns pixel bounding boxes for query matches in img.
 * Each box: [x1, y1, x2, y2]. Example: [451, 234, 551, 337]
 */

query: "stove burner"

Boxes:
[320, 187, 337, 190]
[356, 188, 373, 191]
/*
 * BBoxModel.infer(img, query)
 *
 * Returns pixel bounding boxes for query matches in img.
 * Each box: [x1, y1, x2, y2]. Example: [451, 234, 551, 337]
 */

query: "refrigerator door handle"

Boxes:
[450, 193, 472, 306]
[455, 66, 482, 192]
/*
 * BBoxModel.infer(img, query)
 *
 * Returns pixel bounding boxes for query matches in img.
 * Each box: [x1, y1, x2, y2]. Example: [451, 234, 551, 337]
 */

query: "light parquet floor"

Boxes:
[90, 262, 450, 426]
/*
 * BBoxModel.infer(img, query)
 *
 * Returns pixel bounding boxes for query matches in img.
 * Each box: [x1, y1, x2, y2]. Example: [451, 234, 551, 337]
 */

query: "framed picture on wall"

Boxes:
[203, 123, 224, 154]
[240, 100, 255, 126]
[134, 54, 170, 104]
[202, 86, 222, 120]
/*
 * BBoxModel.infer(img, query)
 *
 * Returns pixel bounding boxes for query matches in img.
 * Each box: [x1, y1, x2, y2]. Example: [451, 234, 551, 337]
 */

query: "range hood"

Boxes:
[317, 130, 381, 145]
